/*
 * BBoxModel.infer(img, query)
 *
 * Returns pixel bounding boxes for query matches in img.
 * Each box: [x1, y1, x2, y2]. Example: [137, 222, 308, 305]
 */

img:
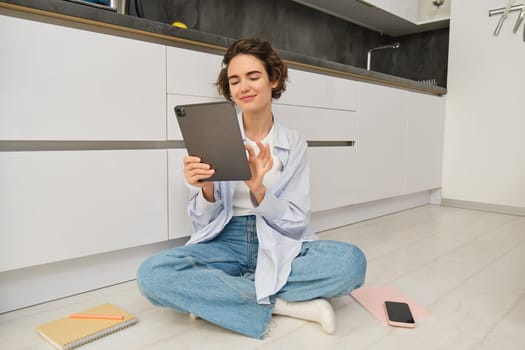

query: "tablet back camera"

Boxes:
[175, 106, 186, 117]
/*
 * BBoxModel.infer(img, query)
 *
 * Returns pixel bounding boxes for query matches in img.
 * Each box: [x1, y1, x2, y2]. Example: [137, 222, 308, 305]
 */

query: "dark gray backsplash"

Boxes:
[131, 0, 448, 87]
[373, 28, 449, 88]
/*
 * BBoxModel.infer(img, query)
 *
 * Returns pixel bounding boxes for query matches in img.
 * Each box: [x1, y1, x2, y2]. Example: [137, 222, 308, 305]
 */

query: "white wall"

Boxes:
[442, 0, 525, 209]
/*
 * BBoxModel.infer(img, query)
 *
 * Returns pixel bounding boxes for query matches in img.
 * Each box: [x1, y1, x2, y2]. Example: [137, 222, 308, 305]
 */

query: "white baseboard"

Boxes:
[0, 238, 186, 314]
[441, 198, 525, 216]
[311, 191, 432, 233]
[1, 190, 434, 314]
[430, 188, 442, 205]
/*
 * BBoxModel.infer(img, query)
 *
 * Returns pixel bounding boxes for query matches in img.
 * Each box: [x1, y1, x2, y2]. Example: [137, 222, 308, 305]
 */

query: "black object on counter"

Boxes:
[134, 0, 144, 18]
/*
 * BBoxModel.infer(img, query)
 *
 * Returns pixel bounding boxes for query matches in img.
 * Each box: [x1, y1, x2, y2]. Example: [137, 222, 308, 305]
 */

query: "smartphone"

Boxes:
[384, 301, 416, 328]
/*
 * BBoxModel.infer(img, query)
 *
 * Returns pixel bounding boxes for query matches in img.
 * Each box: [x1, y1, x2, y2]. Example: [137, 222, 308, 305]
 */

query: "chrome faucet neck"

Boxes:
[366, 43, 400, 71]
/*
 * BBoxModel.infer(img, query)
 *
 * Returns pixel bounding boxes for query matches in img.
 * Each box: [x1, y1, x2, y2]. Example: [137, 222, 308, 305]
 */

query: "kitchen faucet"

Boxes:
[366, 43, 400, 71]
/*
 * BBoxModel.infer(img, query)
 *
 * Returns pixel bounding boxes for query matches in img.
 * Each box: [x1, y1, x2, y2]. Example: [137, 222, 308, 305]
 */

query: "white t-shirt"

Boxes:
[233, 126, 282, 216]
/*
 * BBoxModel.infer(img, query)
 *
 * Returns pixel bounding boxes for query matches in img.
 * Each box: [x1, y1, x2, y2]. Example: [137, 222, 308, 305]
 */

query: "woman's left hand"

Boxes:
[244, 142, 273, 204]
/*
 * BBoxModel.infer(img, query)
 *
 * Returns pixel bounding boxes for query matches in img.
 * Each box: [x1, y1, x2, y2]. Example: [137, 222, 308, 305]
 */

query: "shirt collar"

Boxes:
[237, 110, 290, 151]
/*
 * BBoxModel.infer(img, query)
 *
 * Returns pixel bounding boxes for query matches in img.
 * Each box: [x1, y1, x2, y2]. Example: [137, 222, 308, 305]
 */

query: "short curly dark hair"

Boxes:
[216, 38, 288, 102]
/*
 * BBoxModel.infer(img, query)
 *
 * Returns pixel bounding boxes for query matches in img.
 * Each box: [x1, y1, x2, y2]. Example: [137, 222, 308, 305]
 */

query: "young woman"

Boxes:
[137, 38, 366, 339]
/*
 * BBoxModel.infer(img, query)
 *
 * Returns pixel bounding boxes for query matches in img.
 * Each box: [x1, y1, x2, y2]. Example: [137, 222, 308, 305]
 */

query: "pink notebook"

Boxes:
[350, 286, 432, 321]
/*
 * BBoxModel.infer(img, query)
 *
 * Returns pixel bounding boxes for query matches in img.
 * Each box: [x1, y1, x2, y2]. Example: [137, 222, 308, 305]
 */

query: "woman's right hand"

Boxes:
[183, 156, 215, 186]
[183, 156, 215, 201]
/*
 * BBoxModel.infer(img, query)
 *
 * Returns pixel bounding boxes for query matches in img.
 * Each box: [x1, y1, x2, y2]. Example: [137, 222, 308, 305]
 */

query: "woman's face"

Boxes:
[227, 54, 278, 114]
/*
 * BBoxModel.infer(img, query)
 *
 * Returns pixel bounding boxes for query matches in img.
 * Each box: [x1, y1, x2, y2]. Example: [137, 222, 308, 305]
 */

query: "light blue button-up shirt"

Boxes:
[185, 112, 317, 304]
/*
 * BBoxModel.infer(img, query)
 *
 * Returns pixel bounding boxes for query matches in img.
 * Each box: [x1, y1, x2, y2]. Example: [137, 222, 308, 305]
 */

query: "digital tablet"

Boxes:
[174, 101, 251, 182]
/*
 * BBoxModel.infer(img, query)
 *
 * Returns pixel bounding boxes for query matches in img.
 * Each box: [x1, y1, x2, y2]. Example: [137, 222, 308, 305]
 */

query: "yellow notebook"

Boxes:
[36, 303, 137, 350]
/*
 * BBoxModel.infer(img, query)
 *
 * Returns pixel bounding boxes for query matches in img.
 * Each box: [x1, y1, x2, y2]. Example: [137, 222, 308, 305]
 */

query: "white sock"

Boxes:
[189, 313, 200, 320]
[273, 298, 336, 334]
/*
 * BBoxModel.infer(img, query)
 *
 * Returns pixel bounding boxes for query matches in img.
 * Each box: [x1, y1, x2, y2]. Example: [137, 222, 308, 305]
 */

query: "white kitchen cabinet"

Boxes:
[167, 149, 193, 239]
[0, 12, 445, 272]
[0, 9, 448, 314]
[272, 104, 356, 141]
[164, 47, 229, 238]
[0, 15, 166, 141]
[355, 83, 408, 203]
[280, 68, 358, 111]
[166, 95, 219, 239]
[167, 146, 360, 219]
[167, 95, 357, 142]
[165, 46, 226, 140]
[166, 47, 223, 98]
[308, 147, 360, 212]
[168, 100, 358, 215]
[0, 150, 168, 272]
[275, 103, 359, 212]
[405, 92, 445, 193]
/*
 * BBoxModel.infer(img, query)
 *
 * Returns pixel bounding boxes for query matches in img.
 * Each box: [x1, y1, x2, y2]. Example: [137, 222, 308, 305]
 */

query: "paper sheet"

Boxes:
[350, 285, 432, 321]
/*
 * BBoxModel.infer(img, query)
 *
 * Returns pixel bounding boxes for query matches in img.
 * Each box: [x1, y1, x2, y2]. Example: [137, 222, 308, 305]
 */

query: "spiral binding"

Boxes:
[63, 318, 138, 350]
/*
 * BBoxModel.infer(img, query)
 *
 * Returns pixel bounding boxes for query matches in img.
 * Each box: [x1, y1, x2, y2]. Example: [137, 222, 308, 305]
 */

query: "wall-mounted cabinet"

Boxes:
[292, 0, 449, 36]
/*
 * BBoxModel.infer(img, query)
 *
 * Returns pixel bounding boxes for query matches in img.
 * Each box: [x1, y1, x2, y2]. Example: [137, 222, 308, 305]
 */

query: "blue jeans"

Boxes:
[137, 216, 366, 339]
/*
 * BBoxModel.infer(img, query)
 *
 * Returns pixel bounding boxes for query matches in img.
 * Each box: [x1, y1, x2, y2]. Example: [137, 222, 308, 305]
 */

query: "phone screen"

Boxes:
[384, 301, 415, 324]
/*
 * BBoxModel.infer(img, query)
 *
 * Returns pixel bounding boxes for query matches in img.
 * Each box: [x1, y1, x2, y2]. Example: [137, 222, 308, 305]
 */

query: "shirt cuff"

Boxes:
[252, 190, 286, 219]
[195, 189, 221, 213]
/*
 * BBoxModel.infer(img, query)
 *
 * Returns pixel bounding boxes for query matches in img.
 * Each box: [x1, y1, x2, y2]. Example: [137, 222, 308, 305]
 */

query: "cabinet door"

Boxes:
[0, 150, 168, 272]
[308, 147, 359, 211]
[0, 15, 166, 141]
[168, 149, 193, 239]
[279, 69, 358, 111]
[405, 93, 445, 193]
[355, 83, 408, 203]
[166, 47, 223, 97]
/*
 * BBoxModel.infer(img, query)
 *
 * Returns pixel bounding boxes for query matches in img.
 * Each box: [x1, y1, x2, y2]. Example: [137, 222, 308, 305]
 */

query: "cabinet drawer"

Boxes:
[279, 69, 358, 111]
[0, 150, 168, 271]
[167, 47, 223, 97]
[0, 15, 166, 140]
[168, 97, 356, 142]
[273, 104, 356, 141]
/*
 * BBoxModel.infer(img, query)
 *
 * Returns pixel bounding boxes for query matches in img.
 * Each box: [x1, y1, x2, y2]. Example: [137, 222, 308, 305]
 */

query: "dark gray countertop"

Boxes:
[1, 0, 447, 96]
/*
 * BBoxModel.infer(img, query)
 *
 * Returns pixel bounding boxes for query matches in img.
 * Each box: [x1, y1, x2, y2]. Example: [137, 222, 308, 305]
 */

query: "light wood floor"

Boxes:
[1, 204, 524, 350]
